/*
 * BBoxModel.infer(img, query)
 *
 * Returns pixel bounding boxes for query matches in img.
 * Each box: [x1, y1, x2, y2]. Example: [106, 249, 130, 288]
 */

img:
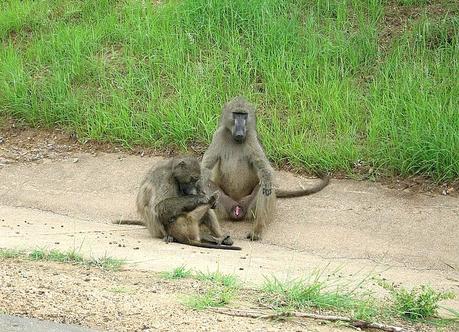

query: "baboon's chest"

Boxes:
[215, 157, 259, 200]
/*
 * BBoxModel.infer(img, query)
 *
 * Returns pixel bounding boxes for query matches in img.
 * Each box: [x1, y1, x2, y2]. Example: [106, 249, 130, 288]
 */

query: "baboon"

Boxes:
[115, 156, 240, 250]
[201, 96, 329, 241]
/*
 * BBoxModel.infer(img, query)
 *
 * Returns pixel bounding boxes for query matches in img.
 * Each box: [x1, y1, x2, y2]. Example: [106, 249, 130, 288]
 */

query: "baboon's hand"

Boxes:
[208, 191, 219, 209]
[198, 194, 210, 205]
[261, 181, 272, 196]
[163, 235, 174, 243]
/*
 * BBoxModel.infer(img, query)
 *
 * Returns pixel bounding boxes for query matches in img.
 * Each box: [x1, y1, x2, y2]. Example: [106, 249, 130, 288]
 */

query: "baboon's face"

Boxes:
[172, 158, 201, 196]
[222, 97, 254, 144]
[231, 111, 248, 143]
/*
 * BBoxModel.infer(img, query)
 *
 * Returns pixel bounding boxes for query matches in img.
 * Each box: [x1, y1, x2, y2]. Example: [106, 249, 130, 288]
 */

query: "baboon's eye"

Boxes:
[233, 112, 248, 119]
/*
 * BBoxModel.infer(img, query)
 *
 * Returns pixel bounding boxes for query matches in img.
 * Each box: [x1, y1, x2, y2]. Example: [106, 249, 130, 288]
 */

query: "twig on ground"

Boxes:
[210, 308, 407, 332]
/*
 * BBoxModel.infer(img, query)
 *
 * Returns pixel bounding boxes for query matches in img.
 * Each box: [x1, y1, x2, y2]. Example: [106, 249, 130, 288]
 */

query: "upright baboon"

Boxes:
[201, 96, 329, 241]
[116, 156, 240, 250]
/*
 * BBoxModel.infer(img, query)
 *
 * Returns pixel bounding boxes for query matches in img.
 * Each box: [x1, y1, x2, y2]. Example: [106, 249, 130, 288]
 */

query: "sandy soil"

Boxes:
[1, 259, 326, 332]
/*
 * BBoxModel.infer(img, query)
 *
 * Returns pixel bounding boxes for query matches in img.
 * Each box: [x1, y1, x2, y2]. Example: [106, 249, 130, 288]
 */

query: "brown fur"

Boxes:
[115, 156, 240, 250]
[201, 96, 329, 241]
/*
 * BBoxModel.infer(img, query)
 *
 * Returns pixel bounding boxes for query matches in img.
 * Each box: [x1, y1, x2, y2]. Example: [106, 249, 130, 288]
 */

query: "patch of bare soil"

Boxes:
[0, 259, 352, 332]
[0, 118, 457, 197]
[379, 0, 459, 51]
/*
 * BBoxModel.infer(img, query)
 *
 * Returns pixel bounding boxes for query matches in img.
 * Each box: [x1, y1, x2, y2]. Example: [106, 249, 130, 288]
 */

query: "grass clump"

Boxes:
[195, 271, 239, 288]
[28, 248, 84, 263]
[0, 248, 23, 259]
[380, 281, 456, 320]
[186, 286, 236, 310]
[88, 256, 125, 271]
[175, 269, 239, 309]
[0, 247, 124, 271]
[261, 276, 378, 321]
[161, 265, 193, 280]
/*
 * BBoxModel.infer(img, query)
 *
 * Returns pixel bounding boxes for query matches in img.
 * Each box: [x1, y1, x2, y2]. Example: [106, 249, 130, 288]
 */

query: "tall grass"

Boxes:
[0, 0, 457, 180]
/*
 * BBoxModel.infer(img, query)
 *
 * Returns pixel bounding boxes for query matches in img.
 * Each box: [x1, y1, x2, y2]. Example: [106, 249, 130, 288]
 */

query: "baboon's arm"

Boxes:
[250, 152, 274, 196]
[155, 196, 207, 225]
[201, 147, 219, 185]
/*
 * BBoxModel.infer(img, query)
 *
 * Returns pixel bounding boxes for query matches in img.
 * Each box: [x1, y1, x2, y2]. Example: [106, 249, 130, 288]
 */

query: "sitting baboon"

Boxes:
[115, 156, 240, 250]
[201, 96, 329, 241]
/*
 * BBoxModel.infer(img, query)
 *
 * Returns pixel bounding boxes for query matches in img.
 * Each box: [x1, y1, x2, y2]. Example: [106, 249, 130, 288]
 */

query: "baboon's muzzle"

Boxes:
[233, 116, 247, 144]
[179, 183, 198, 195]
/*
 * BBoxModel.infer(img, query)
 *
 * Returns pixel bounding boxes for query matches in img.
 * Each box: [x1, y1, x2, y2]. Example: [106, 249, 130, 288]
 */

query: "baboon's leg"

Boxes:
[201, 210, 233, 245]
[167, 204, 211, 245]
[142, 207, 167, 239]
[207, 180, 241, 218]
[187, 204, 212, 221]
[237, 184, 260, 218]
[246, 188, 276, 241]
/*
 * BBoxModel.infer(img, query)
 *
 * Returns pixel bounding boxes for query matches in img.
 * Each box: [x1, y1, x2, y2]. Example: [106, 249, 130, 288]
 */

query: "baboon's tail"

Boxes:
[112, 220, 145, 226]
[189, 241, 242, 250]
[275, 175, 330, 198]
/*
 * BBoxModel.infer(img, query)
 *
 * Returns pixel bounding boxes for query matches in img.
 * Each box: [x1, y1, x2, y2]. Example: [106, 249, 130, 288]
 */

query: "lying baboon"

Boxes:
[115, 156, 240, 250]
[202, 96, 329, 241]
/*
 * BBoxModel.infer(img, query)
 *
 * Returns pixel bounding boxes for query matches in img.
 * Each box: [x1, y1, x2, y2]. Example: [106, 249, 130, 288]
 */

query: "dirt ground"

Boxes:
[1, 259, 330, 332]
[0, 125, 458, 331]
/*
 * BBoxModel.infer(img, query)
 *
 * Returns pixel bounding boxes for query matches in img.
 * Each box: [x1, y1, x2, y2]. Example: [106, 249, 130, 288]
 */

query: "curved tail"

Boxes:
[189, 241, 242, 250]
[275, 175, 330, 198]
[112, 220, 145, 226]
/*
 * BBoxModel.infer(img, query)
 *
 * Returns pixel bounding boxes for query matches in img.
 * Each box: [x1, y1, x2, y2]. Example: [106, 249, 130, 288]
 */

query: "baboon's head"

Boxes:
[220, 96, 256, 144]
[171, 157, 201, 196]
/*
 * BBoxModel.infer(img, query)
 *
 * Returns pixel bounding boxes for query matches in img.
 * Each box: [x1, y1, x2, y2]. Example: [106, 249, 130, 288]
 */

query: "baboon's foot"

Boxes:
[246, 232, 261, 241]
[221, 235, 234, 246]
[163, 235, 174, 243]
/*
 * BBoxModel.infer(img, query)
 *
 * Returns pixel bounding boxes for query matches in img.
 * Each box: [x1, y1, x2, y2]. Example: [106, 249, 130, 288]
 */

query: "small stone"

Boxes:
[84, 278, 90, 282]
[55, 242, 60, 245]
[133, 247, 139, 250]
[73, 158, 79, 163]
[239, 267, 244, 270]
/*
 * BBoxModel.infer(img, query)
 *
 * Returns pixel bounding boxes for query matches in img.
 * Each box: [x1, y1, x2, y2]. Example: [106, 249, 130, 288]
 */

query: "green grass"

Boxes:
[0, 0, 458, 180]
[186, 286, 237, 310]
[0, 248, 124, 271]
[0, 248, 23, 259]
[259, 274, 457, 325]
[261, 276, 378, 321]
[195, 271, 239, 288]
[162, 267, 239, 309]
[161, 265, 193, 280]
[380, 280, 456, 321]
